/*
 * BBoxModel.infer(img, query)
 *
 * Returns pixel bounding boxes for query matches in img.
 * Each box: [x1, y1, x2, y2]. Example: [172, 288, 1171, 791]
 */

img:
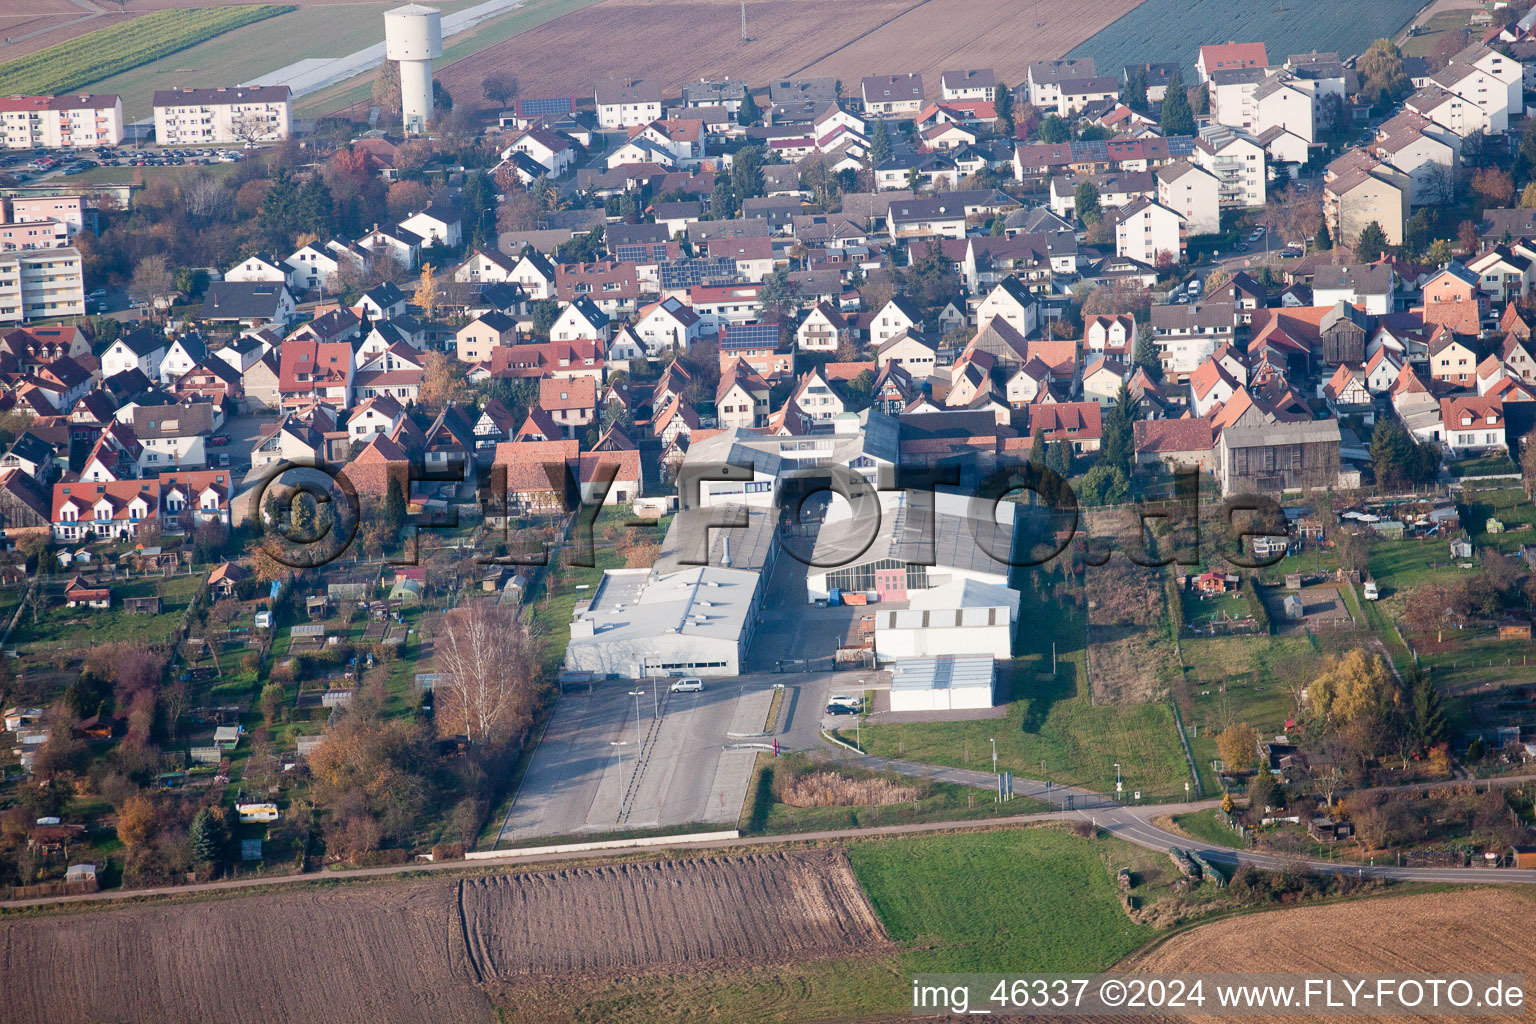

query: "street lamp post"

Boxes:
[629, 689, 645, 733]
[1114, 762, 1122, 802]
[609, 740, 629, 817]
[990, 738, 997, 774]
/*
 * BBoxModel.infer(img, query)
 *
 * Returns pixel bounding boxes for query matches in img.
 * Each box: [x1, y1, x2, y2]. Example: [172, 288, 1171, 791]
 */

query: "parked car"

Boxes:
[825, 703, 858, 715]
[826, 694, 862, 710]
[208, 435, 229, 447]
[669, 677, 703, 693]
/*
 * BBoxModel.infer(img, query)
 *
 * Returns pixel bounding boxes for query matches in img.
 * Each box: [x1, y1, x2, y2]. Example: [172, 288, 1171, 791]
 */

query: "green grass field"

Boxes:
[1169, 808, 1249, 849]
[75, 0, 483, 121]
[847, 828, 1156, 974]
[861, 661, 1191, 800]
[0, 6, 294, 99]
[1402, 9, 1475, 58]
[10, 574, 202, 651]
[293, 0, 611, 118]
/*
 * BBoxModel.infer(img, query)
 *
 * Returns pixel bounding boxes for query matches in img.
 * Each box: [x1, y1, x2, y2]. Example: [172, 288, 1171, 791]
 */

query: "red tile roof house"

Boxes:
[279, 340, 354, 410]
[52, 479, 159, 542]
[339, 434, 413, 499]
[1440, 395, 1506, 454]
[1133, 417, 1217, 472]
[492, 439, 579, 516]
[1028, 402, 1103, 454]
[538, 376, 597, 434]
[64, 576, 111, 609]
[159, 468, 233, 528]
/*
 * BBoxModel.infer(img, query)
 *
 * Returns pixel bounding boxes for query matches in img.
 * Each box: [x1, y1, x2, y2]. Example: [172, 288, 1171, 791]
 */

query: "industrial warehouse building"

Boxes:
[872, 579, 1018, 660]
[805, 489, 1016, 603]
[564, 564, 763, 677]
[888, 655, 996, 712]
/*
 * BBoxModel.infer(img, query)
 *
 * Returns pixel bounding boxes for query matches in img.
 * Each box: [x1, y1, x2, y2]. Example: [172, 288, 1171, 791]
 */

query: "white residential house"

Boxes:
[871, 296, 921, 349]
[632, 296, 703, 352]
[594, 78, 664, 129]
[1156, 161, 1221, 237]
[551, 296, 611, 342]
[398, 204, 462, 249]
[973, 277, 1038, 338]
[1114, 198, 1185, 265]
[224, 253, 291, 286]
[100, 329, 167, 379]
[285, 243, 347, 294]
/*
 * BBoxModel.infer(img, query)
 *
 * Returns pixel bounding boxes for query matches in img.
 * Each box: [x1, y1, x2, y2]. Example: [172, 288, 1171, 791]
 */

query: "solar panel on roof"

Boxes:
[658, 257, 740, 290]
[519, 97, 573, 117]
[722, 323, 781, 349]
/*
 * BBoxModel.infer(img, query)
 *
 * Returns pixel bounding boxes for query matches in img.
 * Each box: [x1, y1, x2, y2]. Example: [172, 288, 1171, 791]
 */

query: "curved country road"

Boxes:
[7, 766, 1536, 911]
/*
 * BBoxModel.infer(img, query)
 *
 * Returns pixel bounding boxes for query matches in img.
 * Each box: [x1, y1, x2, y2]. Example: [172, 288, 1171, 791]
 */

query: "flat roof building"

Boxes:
[565, 564, 763, 677]
[888, 655, 995, 712]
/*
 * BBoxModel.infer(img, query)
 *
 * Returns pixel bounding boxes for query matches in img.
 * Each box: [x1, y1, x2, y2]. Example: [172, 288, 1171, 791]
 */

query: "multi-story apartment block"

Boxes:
[0, 94, 123, 149]
[1192, 124, 1267, 208]
[152, 85, 292, 144]
[0, 247, 86, 324]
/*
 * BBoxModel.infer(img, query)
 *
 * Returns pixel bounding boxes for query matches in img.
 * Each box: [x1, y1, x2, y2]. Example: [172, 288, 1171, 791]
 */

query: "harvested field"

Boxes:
[1078, 888, 1536, 1024]
[0, 881, 492, 1024]
[460, 850, 886, 977]
[436, 0, 1148, 110]
[0, 0, 405, 62]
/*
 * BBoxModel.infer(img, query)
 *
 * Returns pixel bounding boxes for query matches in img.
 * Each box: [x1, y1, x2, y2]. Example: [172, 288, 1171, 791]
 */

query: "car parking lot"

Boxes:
[496, 676, 772, 842]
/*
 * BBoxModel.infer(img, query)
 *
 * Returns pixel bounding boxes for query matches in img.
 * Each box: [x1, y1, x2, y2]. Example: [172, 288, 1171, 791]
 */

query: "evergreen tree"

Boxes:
[1102, 382, 1136, 476]
[258, 168, 302, 247]
[738, 90, 760, 127]
[709, 178, 737, 219]
[1038, 114, 1071, 143]
[994, 83, 1015, 137]
[1028, 422, 1046, 466]
[1160, 75, 1195, 136]
[730, 145, 765, 200]
[1121, 70, 1148, 114]
[1132, 333, 1163, 383]
[1407, 669, 1446, 753]
[384, 476, 407, 536]
[1357, 221, 1388, 260]
[1045, 439, 1073, 480]
[1314, 217, 1333, 252]
[295, 174, 334, 238]
[189, 807, 228, 866]
[1073, 180, 1101, 225]
[869, 123, 893, 165]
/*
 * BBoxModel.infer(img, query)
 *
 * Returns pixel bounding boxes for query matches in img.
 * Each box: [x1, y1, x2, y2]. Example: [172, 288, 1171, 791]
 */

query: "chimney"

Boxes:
[721, 537, 732, 567]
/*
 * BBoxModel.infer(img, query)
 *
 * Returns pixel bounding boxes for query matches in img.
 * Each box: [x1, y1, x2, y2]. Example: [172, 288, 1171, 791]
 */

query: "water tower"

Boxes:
[384, 4, 442, 133]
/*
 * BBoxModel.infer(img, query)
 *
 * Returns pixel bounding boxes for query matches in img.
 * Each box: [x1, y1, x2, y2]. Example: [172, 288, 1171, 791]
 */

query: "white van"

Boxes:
[670, 677, 703, 693]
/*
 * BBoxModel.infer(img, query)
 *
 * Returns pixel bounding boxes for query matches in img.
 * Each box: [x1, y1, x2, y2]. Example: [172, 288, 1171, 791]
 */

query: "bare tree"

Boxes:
[181, 171, 230, 220]
[482, 71, 520, 107]
[435, 601, 538, 746]
[130, 254, 176, 313]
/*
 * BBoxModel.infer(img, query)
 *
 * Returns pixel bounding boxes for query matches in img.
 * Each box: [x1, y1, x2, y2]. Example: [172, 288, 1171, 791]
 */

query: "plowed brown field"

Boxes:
[0, 881, 491, 1024]
[460, 850, 886, 977]
[437, 0, 1147, 109]
[0, 850, 886, 1024]
[1053, 887, 1536, 1024]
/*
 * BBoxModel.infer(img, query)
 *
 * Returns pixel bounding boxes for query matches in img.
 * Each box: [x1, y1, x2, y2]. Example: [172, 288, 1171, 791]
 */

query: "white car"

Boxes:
[669, 677, 703, 693]
[826, 694, 862, 709]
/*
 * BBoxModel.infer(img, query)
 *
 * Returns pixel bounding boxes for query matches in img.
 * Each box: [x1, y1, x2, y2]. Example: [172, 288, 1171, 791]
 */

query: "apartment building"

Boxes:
[0, 94, 123, 149]
[1192, 125, 1267, 208]
[152, 85, 292, 144]
[0, 247, 86, 324]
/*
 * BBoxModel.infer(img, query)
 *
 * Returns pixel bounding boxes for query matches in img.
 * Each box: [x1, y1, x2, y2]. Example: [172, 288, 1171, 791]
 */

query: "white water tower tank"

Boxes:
[384, 4, 443, 133]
